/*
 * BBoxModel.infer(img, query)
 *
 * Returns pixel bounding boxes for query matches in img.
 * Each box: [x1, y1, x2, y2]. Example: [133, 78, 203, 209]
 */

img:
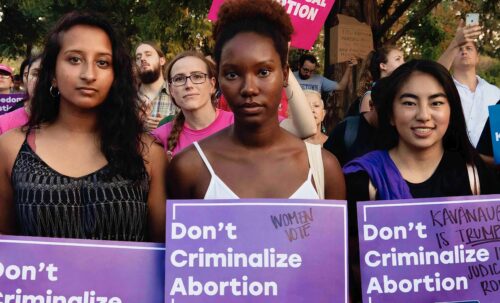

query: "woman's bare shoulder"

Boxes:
[166, 143, 209, 199]
[0, 128, 26, 156]
[322, 148, 346, 200]
[0, 128, 27, 175]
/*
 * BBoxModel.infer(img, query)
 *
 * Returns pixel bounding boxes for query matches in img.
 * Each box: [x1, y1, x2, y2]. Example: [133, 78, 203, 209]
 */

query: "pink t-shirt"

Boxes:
[152, 109, 234, 157]
[0, 107, 29, 135]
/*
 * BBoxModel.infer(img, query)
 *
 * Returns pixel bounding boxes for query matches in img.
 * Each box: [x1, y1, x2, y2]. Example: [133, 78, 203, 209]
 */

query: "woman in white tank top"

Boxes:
[166, 0, 345, 200]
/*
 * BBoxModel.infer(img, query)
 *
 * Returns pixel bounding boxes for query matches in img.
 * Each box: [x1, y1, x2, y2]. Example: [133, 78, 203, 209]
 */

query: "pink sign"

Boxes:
[208, 0, 336, 50]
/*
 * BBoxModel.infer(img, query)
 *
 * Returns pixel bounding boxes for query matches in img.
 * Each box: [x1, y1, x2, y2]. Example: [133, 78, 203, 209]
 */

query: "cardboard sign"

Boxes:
[488, 104, 500, 164]
[0, 235, 165, 302]
[165, 199, 348, 302]
[357, 195, 500, 303]
[208, 0, 336, 50]
[0, 93, 25, 115]
[329, 14, 373, 64]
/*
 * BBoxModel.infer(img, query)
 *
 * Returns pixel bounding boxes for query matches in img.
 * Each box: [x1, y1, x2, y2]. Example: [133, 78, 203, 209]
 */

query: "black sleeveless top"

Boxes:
[12, 139, 149, 241]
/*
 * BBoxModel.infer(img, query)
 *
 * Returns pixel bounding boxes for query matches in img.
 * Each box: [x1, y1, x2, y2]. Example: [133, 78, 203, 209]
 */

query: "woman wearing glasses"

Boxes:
[152, 51, 231, 159]
[152, 51, 316, 159]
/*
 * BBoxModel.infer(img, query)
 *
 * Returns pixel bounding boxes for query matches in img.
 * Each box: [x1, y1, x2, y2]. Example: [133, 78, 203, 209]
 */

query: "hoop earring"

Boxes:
[49, 85, 60, 98]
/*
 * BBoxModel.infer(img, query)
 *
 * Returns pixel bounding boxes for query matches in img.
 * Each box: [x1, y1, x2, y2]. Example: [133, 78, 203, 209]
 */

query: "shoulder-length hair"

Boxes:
[28, 11, 146, 180]
[375, 59, 476, 163]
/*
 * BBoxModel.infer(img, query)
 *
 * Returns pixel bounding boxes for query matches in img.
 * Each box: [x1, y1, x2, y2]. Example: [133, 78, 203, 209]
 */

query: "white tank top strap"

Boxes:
[305, 142, 324, 199]
[193, 141, 215, 176]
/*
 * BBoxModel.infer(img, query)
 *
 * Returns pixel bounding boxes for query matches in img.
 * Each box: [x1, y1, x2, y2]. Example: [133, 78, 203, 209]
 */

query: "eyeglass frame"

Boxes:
[0, 74, 12, 80]
[169, 72, 208, 87]
[300, 66, 315, 74]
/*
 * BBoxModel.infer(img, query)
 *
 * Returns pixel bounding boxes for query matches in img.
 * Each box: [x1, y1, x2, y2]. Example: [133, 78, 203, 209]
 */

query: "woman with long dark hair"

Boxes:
[344, 59, 499, 302]
[0, 12, 167, 242]
[344, 60, 499, 200]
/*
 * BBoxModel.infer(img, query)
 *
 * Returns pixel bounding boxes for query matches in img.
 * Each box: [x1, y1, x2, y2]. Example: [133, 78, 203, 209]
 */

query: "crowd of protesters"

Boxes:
[0, 0, 499, 301]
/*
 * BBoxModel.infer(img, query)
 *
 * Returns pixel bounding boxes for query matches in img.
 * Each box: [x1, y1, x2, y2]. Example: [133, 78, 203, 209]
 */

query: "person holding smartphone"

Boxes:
[438, 16, 500, 166]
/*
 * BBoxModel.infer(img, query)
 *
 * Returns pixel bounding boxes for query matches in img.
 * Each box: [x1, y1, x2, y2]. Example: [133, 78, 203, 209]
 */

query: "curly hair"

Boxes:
[299, 53, 317, 67]
[165, 51, 217, 154]
[212, 0, 293, 68]
[28, 11, 146, 181]
[376, 59, 476, 164]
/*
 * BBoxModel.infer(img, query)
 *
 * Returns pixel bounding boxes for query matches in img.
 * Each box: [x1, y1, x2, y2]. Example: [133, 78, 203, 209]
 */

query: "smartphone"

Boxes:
[466, 13, 479, 26]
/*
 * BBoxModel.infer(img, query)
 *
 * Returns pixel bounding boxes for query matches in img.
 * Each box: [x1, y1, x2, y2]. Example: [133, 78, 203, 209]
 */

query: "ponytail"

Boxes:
[166, 111, 185, 157]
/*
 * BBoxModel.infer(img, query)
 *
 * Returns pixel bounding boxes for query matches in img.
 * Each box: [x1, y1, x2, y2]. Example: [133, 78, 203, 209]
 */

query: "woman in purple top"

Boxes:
[343, 60, 500, 302]
[344, 60, 499, 201]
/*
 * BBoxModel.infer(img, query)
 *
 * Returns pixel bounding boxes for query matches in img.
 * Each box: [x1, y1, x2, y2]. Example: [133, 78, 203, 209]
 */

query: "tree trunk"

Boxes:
[26, 43, 33, 58]
[323, 0, 378, 133]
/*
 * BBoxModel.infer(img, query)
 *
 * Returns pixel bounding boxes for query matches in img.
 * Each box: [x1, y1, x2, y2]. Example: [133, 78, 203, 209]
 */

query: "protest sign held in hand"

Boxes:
[488, 104, 500, 164]
[357, 195, 500, 303]
[329, 14, 373, 64]
[166, 199, 348, 303]
[0, 93, 25, 115]
[0, 235, 165, 302]
[208, 0, 336, 50]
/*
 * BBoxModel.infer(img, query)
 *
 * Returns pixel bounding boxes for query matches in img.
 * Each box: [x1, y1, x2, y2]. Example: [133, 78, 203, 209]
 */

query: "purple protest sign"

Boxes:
[165, 199, 348, 302]
[357, 195, 500, 303]
[208, 0, 336, 50]
[0, 93, 25, 114]
[0, 235, 165, 302]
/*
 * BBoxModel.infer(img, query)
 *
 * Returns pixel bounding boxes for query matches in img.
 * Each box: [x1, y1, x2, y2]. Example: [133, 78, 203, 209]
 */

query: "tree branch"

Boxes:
[377, 0, 417, 38]
[378, 0, 395, 19]
[385, 0, 442, 45]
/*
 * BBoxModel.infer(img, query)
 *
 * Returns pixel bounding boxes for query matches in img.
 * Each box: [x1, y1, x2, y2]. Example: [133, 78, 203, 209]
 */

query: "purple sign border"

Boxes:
[0, 234, 166, 302]
[358, 194, 500, 303]
[167, 198, 349, 303]
[359, 194, 500, 223]
[0, 234, 166, 251]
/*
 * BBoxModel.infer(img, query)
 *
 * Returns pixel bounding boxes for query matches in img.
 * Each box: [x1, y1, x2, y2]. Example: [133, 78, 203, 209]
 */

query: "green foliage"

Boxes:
[402, 0, 499, 60]
[132, 1, 213, 59]
[408, 13, 446, 60]
[0, 0, 212, 60]
[2, 0, 497, 78]
[0, 0, 51, 58]
[479, 60, 500, 87]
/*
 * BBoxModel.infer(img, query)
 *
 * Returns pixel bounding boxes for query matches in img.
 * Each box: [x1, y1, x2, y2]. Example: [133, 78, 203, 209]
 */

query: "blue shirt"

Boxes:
[293, 71, 339, 94]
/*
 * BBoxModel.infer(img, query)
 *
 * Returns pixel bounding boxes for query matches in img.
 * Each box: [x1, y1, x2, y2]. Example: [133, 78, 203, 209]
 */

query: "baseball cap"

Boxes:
[0, 64, 13, 75]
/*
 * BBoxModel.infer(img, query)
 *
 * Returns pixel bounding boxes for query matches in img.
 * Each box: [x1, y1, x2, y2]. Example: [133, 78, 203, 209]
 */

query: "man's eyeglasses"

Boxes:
[170, 72, 208, 87]
[300, 67, 314, 74]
